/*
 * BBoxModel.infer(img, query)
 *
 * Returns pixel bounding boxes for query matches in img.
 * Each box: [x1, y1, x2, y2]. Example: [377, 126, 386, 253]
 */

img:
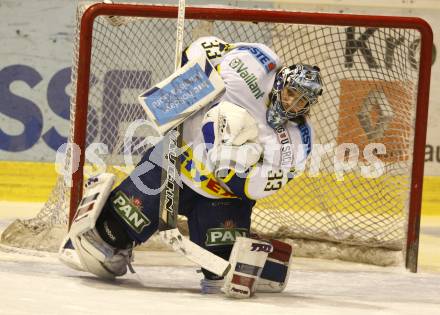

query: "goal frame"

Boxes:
[70, 2, 433, 272]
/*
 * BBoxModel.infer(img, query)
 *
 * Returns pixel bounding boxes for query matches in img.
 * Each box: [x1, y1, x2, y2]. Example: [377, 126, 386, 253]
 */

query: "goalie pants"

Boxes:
[100, 146, 255, 261]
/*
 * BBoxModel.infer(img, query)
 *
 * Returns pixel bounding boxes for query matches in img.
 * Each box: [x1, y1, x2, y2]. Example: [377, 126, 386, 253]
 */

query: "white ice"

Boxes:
[1, 201, 440, 315]
[1, 245, 440, 315]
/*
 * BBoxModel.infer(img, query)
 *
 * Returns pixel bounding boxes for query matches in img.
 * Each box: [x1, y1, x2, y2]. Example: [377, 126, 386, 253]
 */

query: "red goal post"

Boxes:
[0, 2, 432, 273]
[72, 3, 433, 272]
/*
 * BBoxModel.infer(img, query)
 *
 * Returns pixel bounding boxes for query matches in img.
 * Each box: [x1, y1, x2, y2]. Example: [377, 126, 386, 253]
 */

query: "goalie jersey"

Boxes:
[180, 36, 313, 200]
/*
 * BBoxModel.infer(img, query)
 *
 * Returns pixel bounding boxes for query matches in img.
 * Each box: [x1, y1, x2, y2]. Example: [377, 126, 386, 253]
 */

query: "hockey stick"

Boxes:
[157, 0, 231, 277]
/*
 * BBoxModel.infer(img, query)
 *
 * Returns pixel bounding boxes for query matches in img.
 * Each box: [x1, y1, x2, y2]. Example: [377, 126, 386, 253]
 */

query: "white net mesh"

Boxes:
[1, 2, 423, 265]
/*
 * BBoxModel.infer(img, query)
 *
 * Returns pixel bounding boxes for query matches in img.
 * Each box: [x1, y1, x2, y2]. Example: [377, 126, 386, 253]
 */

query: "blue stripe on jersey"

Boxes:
[298, 122, 312, 156]
[219, 171, 249, 200]
[260, 260, 288, 283]
[236, 46, 277, 73]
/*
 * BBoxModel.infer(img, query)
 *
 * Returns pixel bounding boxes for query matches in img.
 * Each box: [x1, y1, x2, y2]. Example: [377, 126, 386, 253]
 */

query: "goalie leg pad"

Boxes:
[65, 173, 134, 280]
[222, 237, 272, 299]
[257, 239, 293, 293]
[58, 234, 84, 272]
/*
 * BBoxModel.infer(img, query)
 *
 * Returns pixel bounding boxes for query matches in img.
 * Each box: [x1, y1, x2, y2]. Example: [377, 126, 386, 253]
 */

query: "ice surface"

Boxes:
[0, 246, 439, 315]
[1, 202, 439, 315]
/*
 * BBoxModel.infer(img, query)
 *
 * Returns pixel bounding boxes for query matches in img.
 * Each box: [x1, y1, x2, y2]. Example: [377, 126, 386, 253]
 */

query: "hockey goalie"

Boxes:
[60, 36, 323, 299]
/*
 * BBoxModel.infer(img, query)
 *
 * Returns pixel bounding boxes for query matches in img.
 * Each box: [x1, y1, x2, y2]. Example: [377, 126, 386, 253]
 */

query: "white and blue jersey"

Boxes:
[180, 36, 314, 200]
[100, 37, 314, 256]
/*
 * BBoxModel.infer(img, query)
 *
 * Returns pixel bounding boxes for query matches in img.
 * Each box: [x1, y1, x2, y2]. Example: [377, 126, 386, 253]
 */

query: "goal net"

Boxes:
[1, 1, 432, 272]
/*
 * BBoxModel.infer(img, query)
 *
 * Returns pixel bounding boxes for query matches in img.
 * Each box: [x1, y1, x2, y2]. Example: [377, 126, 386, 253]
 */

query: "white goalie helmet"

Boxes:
[267, 64, 323, 128]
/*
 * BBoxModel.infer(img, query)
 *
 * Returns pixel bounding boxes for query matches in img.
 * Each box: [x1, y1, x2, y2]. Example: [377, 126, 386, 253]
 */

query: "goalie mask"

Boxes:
[267, 64, 323, 128]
